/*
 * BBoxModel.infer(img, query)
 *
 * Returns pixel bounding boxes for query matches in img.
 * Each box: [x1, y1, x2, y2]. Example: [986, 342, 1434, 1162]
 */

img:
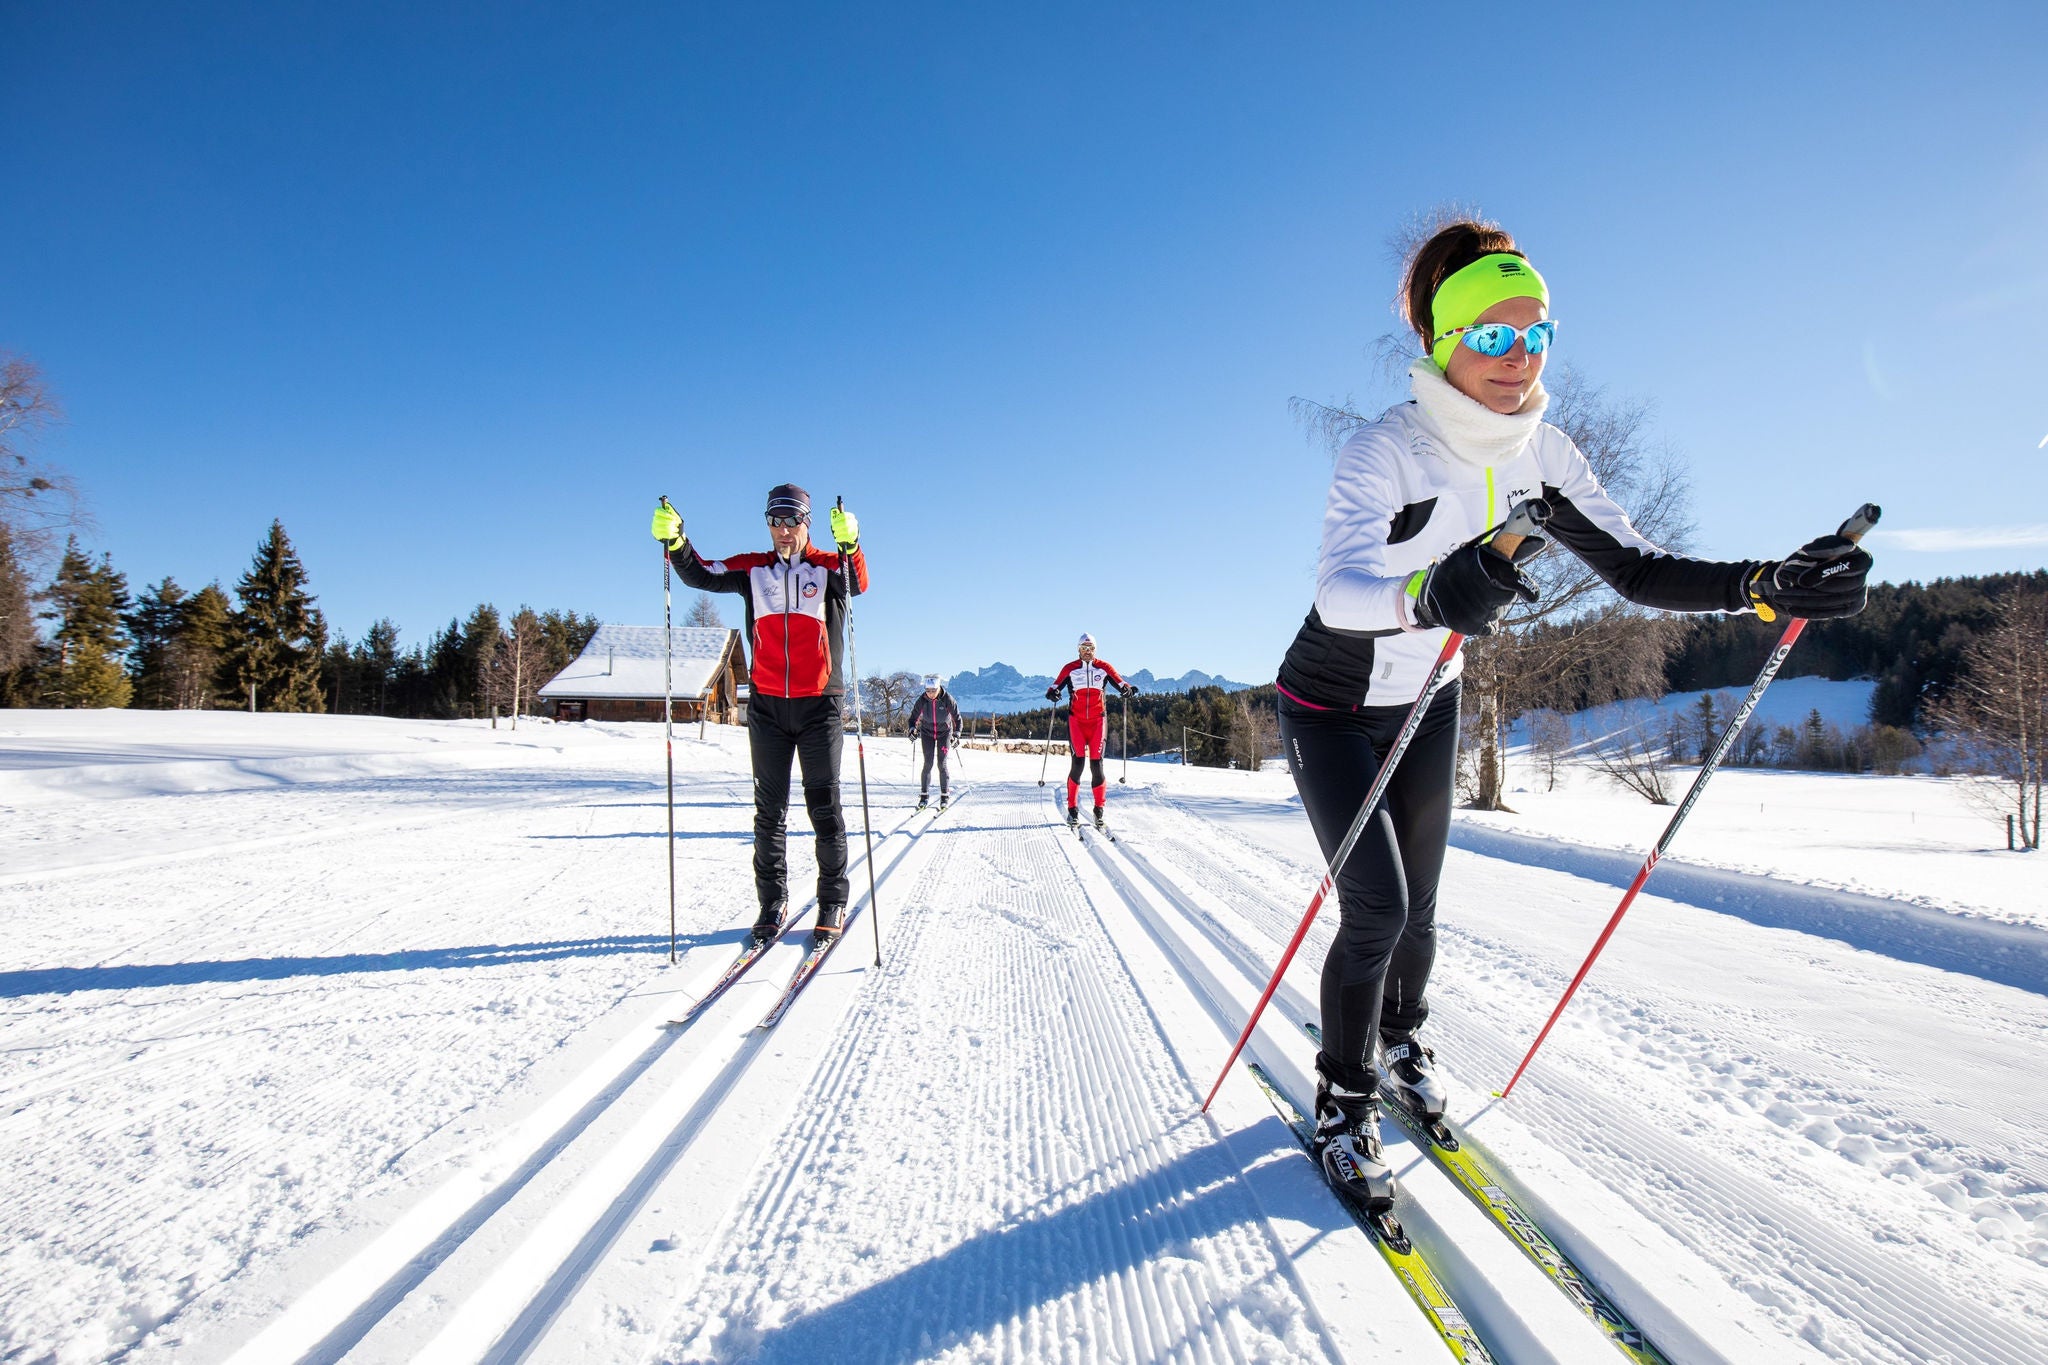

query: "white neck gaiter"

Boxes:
[1407, 357, 1548, 469]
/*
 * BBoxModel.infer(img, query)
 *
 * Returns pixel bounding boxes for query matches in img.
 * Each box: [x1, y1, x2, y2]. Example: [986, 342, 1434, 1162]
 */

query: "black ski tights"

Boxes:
[1279, 681, 1458, 1093]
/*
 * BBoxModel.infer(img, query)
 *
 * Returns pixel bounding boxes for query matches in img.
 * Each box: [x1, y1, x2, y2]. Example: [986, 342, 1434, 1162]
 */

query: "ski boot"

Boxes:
[938, 793, 949, 811]
[1379, 1034, 1447, 1122]
[1093, 804, 1107, 832]
[1065, 804, 1080, 829]
[748, 899, 787, 947]
[1313, 1066, 1396, 1209]
[916, 793, 929, 811]
[812, 903, 845, 945]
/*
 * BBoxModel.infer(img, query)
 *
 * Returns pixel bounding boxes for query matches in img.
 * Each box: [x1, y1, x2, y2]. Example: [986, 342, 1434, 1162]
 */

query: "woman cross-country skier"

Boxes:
[908, 673, 960, 809]
[1277, 218, 1872, 1207]
[652, 484, 868, 947]
[1046, 633, 1138, 830]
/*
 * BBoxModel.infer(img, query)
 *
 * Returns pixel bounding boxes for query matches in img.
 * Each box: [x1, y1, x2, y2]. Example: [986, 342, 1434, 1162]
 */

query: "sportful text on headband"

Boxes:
[1429, 253, 1551, 371]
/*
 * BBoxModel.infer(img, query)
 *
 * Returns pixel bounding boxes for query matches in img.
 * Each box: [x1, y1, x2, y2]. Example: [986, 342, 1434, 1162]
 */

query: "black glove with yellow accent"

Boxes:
[1748, 535, 1872, 621]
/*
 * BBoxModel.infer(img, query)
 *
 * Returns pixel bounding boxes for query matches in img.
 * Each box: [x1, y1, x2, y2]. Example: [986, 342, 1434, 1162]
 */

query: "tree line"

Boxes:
[1, 521, 600, 719]
[862, 673, 1283, 772]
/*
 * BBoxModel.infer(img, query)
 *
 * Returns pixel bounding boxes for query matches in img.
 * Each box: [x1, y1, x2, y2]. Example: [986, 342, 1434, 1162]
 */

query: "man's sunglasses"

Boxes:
[766, 514, 809, 528]
[1437, 319, 1557, 358]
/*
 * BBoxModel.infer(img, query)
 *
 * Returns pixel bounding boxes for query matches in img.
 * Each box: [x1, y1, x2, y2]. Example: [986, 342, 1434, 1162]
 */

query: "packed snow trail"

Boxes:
[5, 713, 2046, 1363]
[1127, 782, 2048, 1364]
[649, 778, 1334, 1364]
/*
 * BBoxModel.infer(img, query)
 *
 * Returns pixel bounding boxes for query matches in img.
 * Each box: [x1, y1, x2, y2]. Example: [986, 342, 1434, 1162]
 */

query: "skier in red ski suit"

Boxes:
[1045, 632, 1138, 828]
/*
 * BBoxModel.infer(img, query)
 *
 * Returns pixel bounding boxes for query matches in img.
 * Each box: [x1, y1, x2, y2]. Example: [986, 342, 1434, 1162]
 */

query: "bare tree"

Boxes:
[684, 593, 723, 628]
[1586, 702, 1674, 805]
[1234, 692, 1280, 771]
[860, 670, 923, 734]
[0, 354, 83, 563]
[1527, 707, 1573, 791]
[1932, 588, 2047, 849]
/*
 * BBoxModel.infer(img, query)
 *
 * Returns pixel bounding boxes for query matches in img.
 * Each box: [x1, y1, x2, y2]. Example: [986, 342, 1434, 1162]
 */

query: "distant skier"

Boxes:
[1046, 633, 1138, 830]
[1276, 218, 1872, 1208]
[651, 484, 869, 946]
[908, 674, 960, 809]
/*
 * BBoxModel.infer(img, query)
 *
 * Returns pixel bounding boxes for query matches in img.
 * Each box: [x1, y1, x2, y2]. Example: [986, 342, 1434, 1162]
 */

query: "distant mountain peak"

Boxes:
[940, 661, 1249, 714]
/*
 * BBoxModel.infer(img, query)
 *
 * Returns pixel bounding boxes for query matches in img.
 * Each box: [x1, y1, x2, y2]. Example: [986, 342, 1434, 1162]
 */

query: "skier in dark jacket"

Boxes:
[1279, 219, 1873, 1208]
[652, 484, 869, 945]
[907, 674, 960, 809]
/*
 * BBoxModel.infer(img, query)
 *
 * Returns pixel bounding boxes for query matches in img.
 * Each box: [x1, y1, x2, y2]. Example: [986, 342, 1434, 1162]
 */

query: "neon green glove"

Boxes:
[829, 505, 859, 548]
[650, 502, 684, 550]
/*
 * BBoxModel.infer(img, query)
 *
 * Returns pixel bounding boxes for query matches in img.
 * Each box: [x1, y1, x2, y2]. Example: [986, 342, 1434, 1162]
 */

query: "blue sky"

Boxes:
[5, 2, 2045, 682]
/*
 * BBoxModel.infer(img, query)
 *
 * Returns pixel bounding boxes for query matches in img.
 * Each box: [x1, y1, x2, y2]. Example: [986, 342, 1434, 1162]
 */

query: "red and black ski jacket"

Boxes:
[671, 542, 869, 698]
[1051, 657, 1130, 727]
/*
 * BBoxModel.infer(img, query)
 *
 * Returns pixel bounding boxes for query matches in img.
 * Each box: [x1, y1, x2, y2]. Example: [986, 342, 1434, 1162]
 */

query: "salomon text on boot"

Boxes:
[1313, 1063, 1396, 1208]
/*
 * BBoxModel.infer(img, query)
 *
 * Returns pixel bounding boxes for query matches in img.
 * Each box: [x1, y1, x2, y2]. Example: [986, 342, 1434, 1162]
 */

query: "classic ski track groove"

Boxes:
[196, 793, 930, 1365]
[655, 781, 1314, 1364]
[1122, 785, 2048, 1365]
[1062, 789, 1517, 1365]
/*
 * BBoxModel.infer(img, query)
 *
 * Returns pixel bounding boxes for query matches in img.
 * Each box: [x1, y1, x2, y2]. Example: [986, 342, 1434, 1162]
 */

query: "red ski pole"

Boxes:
[1496, 502, 1881, 1099]
[1200, 499, 1551, 1113]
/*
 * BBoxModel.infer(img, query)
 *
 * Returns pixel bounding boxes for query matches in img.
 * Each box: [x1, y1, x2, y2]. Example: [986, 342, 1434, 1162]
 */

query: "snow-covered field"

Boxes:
[3, 709, 2044, 1364]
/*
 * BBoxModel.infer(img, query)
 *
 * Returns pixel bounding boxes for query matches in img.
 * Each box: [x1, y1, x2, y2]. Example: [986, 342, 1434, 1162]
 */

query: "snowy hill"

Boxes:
[3, 708, 2045, 1363]
[945, 661, 1249, 714]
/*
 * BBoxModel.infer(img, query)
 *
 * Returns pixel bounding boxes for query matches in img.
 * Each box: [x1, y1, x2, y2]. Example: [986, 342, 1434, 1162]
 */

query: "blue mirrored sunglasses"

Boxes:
[1439, 319, 1558, 358]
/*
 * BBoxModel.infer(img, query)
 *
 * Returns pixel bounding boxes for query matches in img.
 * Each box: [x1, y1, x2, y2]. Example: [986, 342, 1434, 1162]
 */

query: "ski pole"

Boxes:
[659, 495, 678, 964]
[1037, 700, 1059, 786]
[836, 497, 884, 967]
[1201, 498, 1551, 1113]
[1495, 503, 1880, 1100]
[1120, 688, 1130, 784]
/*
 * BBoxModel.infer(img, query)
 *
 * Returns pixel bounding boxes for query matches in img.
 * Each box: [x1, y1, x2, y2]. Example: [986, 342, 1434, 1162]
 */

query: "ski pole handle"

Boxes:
[1838, 502, 1881, 543]
[1489, 496, 1551, 559]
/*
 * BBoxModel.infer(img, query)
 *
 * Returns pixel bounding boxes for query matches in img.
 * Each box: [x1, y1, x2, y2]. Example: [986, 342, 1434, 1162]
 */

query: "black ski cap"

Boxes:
[765, 483, 811, 520]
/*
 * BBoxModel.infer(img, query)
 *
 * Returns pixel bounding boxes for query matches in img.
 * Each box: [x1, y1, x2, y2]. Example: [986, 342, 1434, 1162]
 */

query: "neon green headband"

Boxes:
[1428, 252, 1550, 370]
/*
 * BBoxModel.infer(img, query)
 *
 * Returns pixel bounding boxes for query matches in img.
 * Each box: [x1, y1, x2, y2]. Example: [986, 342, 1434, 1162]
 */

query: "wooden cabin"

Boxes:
[538, 625, 745, 723]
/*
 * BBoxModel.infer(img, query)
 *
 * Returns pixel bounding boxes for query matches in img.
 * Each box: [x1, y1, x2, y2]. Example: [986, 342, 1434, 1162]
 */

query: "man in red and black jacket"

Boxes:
[652, 484, 869, 944]
[1046, 632, 1137, 829]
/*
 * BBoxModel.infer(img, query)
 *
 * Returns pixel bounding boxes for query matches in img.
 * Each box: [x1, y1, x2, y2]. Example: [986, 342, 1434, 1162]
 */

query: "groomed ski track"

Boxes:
[7, 717, 2046, 1363]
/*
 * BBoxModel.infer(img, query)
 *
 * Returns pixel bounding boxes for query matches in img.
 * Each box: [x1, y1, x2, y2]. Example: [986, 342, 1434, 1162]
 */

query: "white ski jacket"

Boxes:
[1277, 386, 1757, 711]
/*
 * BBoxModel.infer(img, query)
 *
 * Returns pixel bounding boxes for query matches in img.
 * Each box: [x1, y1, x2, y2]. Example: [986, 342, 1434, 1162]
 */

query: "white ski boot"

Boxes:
[1379, 1034, 1447, 1121]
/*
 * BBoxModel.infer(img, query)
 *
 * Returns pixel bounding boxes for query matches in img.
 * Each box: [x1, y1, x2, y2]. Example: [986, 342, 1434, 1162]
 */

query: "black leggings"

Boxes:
[1279, 681, 1459, 1093]
[920, 735, 951, 796]
[747, 693, 848, 911]
[1066, 752, 1106, 793]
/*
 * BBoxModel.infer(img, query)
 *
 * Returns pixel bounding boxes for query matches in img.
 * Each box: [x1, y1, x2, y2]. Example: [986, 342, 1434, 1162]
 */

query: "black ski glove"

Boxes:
[1749, 534, 1872, 621]
[1411, 539, 1539, 637]
[1122, 683, 1140, 698]
[1044, 686, 1059, 702]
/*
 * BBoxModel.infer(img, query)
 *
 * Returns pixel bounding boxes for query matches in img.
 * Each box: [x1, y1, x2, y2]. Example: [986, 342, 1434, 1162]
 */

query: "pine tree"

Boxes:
[356, 619, 401, 715]
[228, 520, 327, 712]
[459, 605, 503, 718]
[32, 539, 132, 708]
[0, 524, 34, 699]
[181, 583, 235, 709]
[126, 577, 189, 709]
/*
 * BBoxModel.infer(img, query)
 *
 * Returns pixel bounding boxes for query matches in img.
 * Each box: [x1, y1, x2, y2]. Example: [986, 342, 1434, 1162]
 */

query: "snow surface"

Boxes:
[2, 709, 2044, 1363]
